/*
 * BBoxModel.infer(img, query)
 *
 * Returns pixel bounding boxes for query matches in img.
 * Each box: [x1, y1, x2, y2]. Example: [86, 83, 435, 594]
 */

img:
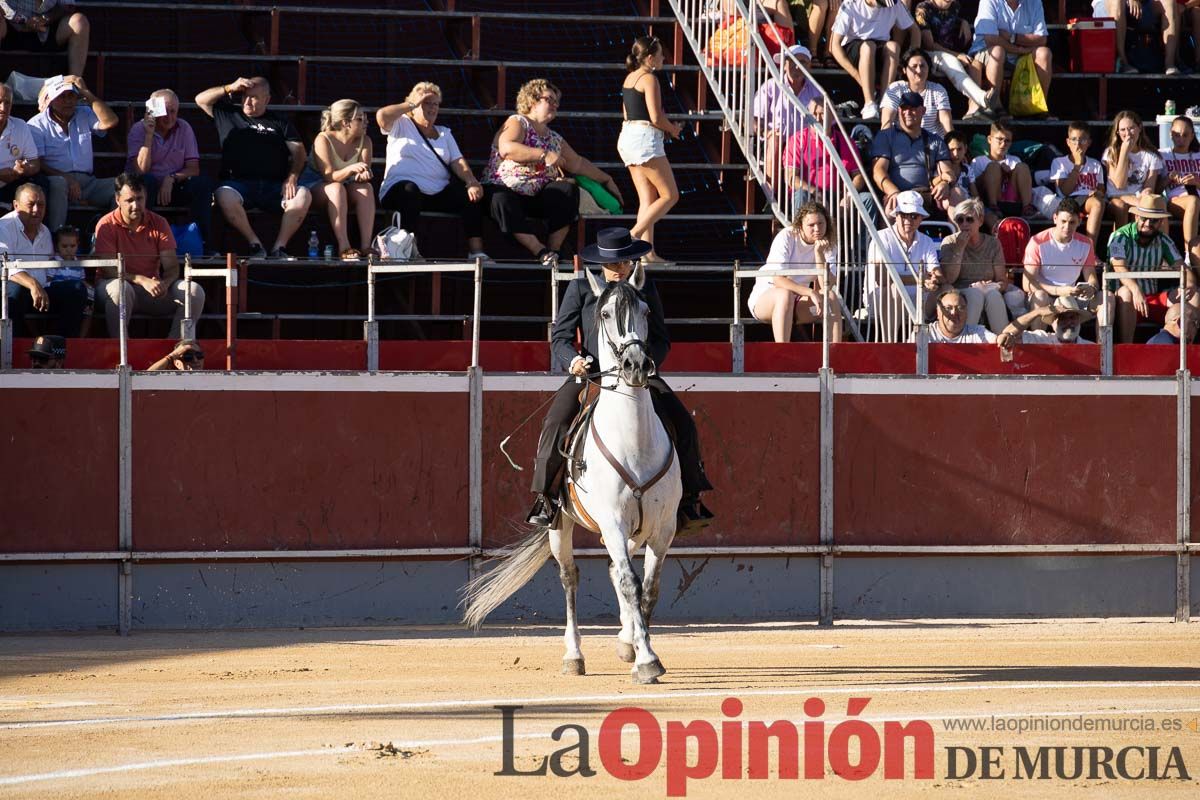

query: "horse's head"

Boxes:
[585, 263, 655, 388]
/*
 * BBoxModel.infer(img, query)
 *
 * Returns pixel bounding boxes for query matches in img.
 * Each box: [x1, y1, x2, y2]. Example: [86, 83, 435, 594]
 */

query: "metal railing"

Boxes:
[0, 255, 121, 369]
[667, 0, 920, 344]
[366, 257, 484, 372]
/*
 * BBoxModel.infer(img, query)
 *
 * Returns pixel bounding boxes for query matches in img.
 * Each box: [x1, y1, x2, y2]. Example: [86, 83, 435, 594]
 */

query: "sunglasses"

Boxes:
[898, 212, 923, 220]
[954, 215, 976, 224]
[178, 351, 205, 362]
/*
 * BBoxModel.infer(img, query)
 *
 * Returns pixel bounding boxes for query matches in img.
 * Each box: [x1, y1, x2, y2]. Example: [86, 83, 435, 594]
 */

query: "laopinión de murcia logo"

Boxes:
[495, 698, 1192, 795]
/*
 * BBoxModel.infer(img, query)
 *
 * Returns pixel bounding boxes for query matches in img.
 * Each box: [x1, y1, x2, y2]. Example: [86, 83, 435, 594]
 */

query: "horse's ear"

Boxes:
[630, 261, 646, 291]
[583, 266, 604, 297]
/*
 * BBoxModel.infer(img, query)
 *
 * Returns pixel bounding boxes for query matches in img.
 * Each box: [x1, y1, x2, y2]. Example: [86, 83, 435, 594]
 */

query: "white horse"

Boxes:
[462, 263, 682, 684]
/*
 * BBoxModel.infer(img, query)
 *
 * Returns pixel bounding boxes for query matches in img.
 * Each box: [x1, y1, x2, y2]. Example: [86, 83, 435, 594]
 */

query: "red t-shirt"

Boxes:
[92, 209, 176, 279]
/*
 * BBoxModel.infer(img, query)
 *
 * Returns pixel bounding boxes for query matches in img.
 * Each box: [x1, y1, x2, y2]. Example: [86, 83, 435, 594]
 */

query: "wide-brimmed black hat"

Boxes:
[580, 227, 653, 264]
[28, 335, 67, 359]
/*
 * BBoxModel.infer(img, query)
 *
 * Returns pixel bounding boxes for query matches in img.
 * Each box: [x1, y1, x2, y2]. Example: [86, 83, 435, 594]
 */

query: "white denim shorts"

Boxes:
[617, 121, 666, 166]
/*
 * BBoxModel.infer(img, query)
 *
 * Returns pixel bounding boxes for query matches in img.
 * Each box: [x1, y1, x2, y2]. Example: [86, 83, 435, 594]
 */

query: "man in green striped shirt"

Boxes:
[1109, 194, 1198, 343]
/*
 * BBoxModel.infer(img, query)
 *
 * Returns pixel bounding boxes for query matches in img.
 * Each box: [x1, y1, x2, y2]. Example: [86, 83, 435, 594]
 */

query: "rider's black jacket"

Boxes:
[550, 276, 670, 372]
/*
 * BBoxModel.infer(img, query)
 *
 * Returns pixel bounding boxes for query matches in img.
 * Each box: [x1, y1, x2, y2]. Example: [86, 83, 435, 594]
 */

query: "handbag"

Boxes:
[170, 222, 203, 258]
[575, 175, 621, 214]
[704, 15, 795, 67]
[374, 211, 418, 261]
[1008, 54, 1048, 117]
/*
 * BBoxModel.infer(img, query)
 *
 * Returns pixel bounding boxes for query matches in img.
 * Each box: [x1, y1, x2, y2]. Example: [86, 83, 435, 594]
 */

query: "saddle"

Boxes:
[552, 382, 677, 538]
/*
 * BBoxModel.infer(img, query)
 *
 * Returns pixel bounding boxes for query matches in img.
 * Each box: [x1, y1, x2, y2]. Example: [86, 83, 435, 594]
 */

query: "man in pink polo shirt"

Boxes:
[93, 172, 205, 339]
[1022, 197, 1100, 320]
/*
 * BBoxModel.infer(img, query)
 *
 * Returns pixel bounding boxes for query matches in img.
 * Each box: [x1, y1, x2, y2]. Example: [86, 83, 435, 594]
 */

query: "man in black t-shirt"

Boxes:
[196, 76, 311, 258]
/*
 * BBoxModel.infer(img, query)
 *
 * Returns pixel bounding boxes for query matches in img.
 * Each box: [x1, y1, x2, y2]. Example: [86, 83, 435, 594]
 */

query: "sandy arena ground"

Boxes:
[1, 619, 1199, 798]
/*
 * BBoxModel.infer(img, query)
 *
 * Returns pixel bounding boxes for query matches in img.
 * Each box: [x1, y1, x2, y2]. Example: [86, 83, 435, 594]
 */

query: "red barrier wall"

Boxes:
[835, 393, 1176, 545]
[131, 388, 469, 550]
[0, 387, 119, 552]
[481, 384, 821, 548]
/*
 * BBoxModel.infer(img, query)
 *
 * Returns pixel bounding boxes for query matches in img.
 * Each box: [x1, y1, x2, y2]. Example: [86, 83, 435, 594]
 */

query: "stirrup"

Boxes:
[526, 494, 560, 527]
[676, 498, 714, 536]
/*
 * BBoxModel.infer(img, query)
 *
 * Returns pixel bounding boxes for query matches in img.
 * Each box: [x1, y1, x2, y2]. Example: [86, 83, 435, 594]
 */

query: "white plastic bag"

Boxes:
[374, 212, 417, 261]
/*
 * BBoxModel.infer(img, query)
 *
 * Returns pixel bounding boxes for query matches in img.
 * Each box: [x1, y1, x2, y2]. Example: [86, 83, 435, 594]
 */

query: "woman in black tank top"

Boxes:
[618, 36, 682, 264]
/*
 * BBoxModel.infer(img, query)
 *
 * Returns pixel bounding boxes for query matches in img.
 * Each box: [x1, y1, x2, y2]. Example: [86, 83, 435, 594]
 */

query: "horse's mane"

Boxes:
[596, 280, 645, 337]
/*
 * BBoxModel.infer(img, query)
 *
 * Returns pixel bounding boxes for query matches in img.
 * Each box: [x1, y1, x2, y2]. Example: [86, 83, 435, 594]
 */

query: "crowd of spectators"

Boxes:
[3, 0, 1200, 359]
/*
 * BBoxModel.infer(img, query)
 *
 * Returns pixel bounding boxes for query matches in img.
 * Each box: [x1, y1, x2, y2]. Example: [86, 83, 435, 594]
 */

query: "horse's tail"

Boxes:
[461, 526, 552, 630]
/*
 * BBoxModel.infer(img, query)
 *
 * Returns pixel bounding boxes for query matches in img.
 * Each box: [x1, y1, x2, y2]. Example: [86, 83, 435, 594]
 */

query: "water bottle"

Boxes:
[1166, 99, 1177, 116]
[307, 230, 319, 259]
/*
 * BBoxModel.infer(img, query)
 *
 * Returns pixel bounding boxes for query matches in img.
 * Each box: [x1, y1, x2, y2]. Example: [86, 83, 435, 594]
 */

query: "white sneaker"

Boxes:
[467, 251, 492, 263]
[861, 102, 880, 120]
[1166, 67, 1180, 75]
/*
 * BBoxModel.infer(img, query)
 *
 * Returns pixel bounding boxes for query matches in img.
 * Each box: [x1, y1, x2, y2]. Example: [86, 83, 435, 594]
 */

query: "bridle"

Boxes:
[596, 291, 657, 387]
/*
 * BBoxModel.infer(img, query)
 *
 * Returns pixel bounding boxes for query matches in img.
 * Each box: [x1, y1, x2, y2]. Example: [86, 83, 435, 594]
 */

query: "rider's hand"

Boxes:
[569, 356, 589, 377]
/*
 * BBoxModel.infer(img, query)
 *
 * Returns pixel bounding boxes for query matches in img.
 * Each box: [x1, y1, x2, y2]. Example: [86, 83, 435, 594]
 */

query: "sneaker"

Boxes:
[467, 251, 493, 264]
[835, 99, 861, 116]
[268, 246, 296, 261]
[1116, 58, 1138, 75]
[962, 107, 995, 123]
[860, 101, 880, 120]
[1166, 67, 1180, 76]
[247, 242, 267, 260]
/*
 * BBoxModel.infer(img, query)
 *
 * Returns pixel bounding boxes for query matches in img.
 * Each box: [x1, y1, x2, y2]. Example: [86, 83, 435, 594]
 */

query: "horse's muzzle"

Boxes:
[619, 343, 653, 388]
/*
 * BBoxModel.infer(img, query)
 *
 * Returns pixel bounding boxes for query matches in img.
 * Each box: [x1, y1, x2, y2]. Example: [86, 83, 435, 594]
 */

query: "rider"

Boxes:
[526, 227, 714, 530]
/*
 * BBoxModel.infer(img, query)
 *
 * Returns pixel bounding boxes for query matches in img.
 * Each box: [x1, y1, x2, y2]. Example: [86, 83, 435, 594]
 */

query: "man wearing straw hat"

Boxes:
[526, 227, 713, 532]
[1108, 192, 1198, 344]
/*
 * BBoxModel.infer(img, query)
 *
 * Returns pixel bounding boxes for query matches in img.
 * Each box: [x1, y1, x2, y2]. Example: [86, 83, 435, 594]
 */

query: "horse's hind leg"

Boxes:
[549, 521, 584, 675]
[604, 534, 664, 684]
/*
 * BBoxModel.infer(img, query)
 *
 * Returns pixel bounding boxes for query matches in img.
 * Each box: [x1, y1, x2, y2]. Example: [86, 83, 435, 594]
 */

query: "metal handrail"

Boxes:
[666, 0, 919, 347]
[0, 255, 121, 369]
[366, 257, 483, 372]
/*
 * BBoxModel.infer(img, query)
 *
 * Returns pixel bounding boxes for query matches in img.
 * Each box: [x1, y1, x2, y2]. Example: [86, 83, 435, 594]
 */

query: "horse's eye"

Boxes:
[601, 310, 610, 319]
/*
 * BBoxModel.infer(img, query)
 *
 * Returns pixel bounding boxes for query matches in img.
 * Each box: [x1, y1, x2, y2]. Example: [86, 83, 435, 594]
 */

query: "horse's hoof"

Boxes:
[561, 658, 586, 676]
[633, 660, 666, 684]
[616, 642, 636, 663]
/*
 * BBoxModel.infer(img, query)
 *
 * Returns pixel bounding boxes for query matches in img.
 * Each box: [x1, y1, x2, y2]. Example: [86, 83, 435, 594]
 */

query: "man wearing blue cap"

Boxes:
[870, 89, 954, 220]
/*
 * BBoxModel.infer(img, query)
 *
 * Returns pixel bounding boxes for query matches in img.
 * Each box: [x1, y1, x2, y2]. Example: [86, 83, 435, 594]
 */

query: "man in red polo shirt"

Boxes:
[93, 171, 205, 338]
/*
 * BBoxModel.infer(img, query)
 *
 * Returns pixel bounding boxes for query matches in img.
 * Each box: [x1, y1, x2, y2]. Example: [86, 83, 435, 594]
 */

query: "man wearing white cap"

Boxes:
[865, 188, 945, 332]
[1109, 192, 1199, 343]
[753, 44, 821, 194]
[26, 74, 117, 231]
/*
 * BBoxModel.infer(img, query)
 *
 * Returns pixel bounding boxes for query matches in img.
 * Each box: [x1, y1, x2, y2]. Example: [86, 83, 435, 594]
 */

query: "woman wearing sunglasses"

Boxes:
[938, 197, 1025, 333]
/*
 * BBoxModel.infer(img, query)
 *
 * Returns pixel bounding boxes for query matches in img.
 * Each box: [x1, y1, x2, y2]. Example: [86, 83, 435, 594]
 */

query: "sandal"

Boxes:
[538, 248, 560, 268]
[340, 248, 362, 261]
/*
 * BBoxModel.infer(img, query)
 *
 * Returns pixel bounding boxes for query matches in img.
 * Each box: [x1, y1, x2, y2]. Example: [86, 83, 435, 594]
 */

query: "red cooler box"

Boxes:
[1068, 17, 1116, 73]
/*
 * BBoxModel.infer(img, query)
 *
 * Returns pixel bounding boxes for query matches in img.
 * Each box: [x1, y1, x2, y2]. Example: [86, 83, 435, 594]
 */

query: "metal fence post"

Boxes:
[1, 256, 10, 370]
[819, 365, 835, 626]
[181, 254, 196, 341]
[1177, 367, 1191, 623]
[365, 257, 379, 372]
[118, 364, 133, 635]
[468, 258, 484, 580]
[731, 260, 744, 374]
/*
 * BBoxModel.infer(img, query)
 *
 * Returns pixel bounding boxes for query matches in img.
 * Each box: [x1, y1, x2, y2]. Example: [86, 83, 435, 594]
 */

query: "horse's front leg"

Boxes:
[549, 521, 584, 675]
[604, 530, 664, 684]
[639, 535, 670, 629]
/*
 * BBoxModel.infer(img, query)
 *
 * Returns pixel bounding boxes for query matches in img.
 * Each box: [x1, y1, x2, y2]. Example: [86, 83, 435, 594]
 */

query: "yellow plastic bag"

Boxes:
[1008, 54, 1048, 117]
